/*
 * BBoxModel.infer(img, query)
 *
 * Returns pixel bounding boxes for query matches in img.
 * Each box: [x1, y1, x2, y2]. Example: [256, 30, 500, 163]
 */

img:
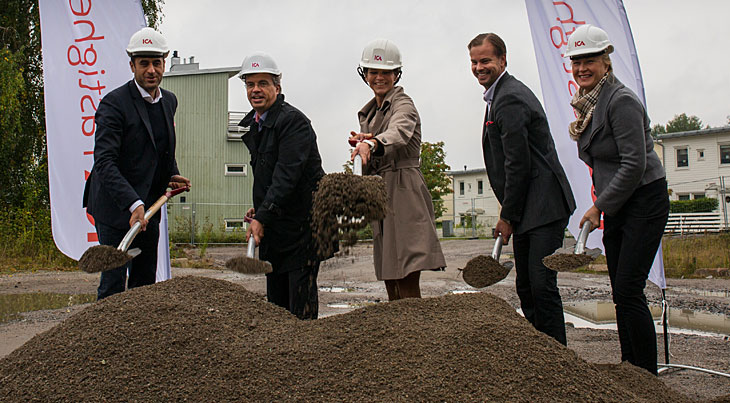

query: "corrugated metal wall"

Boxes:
[162, 72, 253, 237]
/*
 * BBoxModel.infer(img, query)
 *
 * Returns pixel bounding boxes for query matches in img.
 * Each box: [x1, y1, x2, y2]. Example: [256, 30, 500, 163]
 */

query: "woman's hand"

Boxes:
[349, 131, 376, 165]
[579, 205, 602, 232]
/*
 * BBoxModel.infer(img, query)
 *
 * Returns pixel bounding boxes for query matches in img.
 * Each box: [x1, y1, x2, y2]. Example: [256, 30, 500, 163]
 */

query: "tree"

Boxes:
[140, 0, 166, 29]
[420, 142, 451, 219]
[664, 113, 705, 133]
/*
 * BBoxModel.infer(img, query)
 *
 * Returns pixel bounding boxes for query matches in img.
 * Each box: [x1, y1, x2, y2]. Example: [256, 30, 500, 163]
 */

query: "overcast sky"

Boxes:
[158, 0, 730, 173]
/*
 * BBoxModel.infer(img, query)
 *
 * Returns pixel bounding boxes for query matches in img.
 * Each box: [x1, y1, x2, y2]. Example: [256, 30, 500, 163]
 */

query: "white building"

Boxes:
[656, 126, 730, 204]
[447, 167, 501, 229]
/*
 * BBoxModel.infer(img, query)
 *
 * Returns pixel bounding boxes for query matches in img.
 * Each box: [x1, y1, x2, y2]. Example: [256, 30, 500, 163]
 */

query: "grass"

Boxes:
[662, 233, 730, 278]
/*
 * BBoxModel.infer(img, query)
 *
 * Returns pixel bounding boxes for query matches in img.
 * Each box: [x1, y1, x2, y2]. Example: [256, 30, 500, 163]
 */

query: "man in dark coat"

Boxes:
[468, 33, 576, 345]
[238, 52, 325, 320]
[83, 27, 190, 300]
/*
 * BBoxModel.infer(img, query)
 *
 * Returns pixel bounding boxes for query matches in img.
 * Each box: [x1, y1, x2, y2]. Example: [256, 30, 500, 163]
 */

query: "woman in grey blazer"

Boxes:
[566, 25, 669, 375]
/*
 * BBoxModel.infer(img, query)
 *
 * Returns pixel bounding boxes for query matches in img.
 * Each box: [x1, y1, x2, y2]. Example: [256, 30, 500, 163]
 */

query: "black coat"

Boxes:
[83, 80, 179, 230]
[482, 72, 576, 234]
[240, 94, 325, 271]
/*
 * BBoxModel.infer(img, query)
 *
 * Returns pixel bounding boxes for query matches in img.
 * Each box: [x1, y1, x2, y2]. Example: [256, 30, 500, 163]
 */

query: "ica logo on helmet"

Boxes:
[252, 62, 260, 67]
[574, 40, 585, 47]
[374, 55, 382, 61]
[142, 39, 153, 44]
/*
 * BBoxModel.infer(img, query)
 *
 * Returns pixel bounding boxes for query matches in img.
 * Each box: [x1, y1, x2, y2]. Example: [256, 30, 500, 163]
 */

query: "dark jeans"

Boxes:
[513, 218, 569, 345]
[96, 220, 160, 300]
[603, 178, 669, 375]
[266, 262, 320, 320]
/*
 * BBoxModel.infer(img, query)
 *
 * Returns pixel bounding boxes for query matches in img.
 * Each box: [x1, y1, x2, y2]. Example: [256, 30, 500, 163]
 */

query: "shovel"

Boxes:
[461, 234, 514, 288]
[542, 221, 602, 272]
[79, 186, 189, 273]
[224, 216, 273, 274]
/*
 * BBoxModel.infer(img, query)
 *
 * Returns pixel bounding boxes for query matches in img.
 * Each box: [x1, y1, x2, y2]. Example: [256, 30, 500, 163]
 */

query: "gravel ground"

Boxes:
[0, 240, 728, 401]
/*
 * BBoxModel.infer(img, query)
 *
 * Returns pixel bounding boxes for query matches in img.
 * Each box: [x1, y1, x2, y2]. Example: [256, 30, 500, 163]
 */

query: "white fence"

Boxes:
[665, 212, 727, 234]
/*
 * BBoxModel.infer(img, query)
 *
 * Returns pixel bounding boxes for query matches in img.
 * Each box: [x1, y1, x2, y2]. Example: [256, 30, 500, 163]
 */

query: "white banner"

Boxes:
[525, 0, 666, 289]
[39, 0, 171, 281]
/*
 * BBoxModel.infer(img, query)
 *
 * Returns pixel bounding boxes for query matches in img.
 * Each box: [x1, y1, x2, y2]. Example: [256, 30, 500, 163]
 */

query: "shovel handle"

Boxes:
[117, 185, 190, 252]
[574, 221, 593, 255]
[246, 237, 256, 258]
[353, 154, 363, 176]
[491, 235, 504, 260]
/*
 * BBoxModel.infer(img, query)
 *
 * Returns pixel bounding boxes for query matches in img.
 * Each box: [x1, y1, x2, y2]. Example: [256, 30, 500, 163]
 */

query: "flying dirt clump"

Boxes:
[311, 172, 388, 258]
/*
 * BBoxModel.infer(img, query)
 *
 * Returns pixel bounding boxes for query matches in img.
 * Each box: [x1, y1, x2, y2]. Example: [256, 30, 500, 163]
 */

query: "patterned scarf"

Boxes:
[568, 73, 609, 141]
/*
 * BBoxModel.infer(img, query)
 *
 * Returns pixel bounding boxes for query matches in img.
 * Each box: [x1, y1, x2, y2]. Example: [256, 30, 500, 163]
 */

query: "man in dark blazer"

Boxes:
[83, 27, 190, 300]
[468, 33, 576, 345]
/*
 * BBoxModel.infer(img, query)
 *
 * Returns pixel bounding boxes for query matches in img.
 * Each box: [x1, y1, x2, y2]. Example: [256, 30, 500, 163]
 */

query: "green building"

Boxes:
[162, 55, 252, 243]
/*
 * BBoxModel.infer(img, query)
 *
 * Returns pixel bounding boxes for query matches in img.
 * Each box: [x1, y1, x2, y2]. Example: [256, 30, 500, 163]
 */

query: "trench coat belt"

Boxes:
[375, 158, 420, 175]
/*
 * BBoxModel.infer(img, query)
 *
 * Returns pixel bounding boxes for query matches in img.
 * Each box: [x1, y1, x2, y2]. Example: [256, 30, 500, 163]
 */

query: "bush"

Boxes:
[0, 207, 76, 271]
[670, 198, 718, 213]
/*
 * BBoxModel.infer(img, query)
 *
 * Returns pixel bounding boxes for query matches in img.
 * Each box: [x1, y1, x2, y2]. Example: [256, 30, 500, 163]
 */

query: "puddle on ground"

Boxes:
[0, 293, 96, 324]
[450, 289, 479, 294]
[319, 286, 358, 293]
[670, 288, 730, 298]
[563, 301, 730, 337]
[326, 300, 379, 310]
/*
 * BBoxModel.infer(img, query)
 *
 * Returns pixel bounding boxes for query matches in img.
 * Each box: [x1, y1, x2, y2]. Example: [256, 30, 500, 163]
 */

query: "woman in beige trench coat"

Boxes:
[350, 39, 446, 301]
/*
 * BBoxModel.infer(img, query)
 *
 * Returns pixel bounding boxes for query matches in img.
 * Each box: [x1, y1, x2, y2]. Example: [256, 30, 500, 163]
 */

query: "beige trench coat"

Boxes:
[358, 86, 446, 280]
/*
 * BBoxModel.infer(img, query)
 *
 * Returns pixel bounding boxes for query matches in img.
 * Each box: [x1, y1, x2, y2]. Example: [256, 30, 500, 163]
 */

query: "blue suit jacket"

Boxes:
[83, 80, 179, 230]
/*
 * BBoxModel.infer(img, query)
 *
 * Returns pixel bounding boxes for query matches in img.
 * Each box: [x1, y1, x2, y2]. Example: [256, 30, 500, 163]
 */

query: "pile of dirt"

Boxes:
[461, 255, 511, 288]
[225, 254, 273, 274]
[311, 173, 387, 257]
[78, 245, 132, 273]
[543, 253, 594, 272]
[0, 276, 692, 402]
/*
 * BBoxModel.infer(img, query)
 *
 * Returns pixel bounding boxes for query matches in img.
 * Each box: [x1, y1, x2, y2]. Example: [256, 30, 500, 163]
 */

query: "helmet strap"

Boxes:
[357, 67, 368, 85]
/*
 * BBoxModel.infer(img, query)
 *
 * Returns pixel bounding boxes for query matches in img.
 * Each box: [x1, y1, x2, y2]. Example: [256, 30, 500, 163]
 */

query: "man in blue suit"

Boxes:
[468, 33, 576, 345]
[83, 27, 190, 299]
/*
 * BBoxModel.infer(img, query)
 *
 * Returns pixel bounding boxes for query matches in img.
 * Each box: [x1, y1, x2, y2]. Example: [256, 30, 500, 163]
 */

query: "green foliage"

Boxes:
[653, 113, 707, 136]
[669, 198, 718, 213]
[663, 234, 730, 278]
[420, 141, 452, 218]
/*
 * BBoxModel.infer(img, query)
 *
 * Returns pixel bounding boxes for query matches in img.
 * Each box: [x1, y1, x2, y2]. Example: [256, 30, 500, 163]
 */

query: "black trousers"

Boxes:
[95, 220, 160, 300]
[513, 218, 568, 345]
[603, 178, 669, 375]
[266, 262, 320, 320]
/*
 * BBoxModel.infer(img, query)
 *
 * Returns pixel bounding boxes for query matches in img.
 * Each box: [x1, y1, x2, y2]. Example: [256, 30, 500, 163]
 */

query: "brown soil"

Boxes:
[78, 245, 132, 273]
[225, 255, 272, 274]
[461, 254, 510, 288]
[0, 275, 693, 402]
[543, 252, 595, 272]
[311, 173, 388, 257]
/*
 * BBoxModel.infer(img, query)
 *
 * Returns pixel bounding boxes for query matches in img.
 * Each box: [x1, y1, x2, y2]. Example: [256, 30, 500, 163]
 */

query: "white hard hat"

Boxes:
[359, 39, 402, 70]
[239, 52, 281, 79]
[126, 27, 169, 57]
[564, 24, 614, 59]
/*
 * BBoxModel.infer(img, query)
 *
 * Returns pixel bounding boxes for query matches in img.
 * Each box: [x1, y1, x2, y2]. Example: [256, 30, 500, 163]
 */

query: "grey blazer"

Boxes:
[577, 74, 665, 216]
[483, 72, 576, 234]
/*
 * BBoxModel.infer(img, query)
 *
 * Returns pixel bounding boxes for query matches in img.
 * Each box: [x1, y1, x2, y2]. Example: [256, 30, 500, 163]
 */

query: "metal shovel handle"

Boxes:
[491, 235, 504, 260]
[353, 154, 363, 176]
[117, 186, 190, 252]
[246, 237, 256, 258]
[574, 221, 593, 255]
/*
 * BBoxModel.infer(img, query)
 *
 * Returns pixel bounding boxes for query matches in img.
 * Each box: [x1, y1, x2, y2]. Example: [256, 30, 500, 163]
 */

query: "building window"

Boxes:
[678, 194, 690, 201]
[694, 194, 706, 200]
[696, 149, 705, 161]
[459, 181, 465, 196]
[676, 147, 688, 167]
[477, 180, 483, 195]
[720, 144, 730, 165]
[224, 219, 245, 231]
[225, 163, 247, 176]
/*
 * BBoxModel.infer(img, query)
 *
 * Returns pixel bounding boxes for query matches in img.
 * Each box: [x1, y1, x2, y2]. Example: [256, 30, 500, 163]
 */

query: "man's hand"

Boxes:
[169, 175, 191, 189]
[246, 218, 264, 245]
[494, 218, 513, 244]
[245, 208, 255, 219]
[130, 204, 148, 231]
[579, 205, 601, 232]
